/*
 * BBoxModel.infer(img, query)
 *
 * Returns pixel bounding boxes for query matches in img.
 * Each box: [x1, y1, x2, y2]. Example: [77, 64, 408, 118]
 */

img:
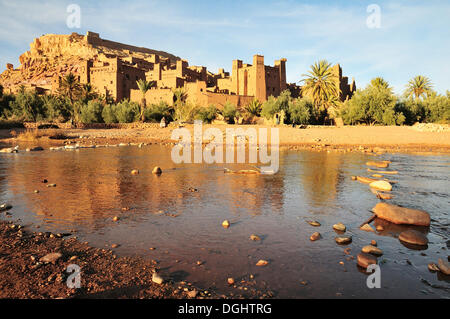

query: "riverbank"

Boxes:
[1, 124, 450, 154]
[0, 219, 261, 299]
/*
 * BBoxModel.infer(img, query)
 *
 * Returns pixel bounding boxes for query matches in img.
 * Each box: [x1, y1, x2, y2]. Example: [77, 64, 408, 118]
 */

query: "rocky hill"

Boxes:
[0, 31, 180, 93]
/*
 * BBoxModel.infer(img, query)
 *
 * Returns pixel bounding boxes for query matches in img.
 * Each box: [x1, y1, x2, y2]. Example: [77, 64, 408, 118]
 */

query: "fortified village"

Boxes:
[0, 31, 356, 110]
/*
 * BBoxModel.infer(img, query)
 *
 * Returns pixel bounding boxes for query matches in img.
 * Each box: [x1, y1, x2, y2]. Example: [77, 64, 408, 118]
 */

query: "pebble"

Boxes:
[371, 240, 377, 246]
[222, 220, 230, 228]
[111, 244, 119, 248]
[369, 180, 392, 192]
[227, 278, 235, 285]
[152, 166, 162, 175]
[360, 223, 375, 232]
[256, 260, 269, 267]
[310, 232, 321, 241]
[398, 230, 428, 246]
[357, 253, 377, 269]
[307, 221, 321, 227]
[131, 169, 139, 175]
[335, 236, 352, 245]
[187, 290, 198, 298]
[250, 234, 261, 241]
[40, 252, 62, 263]
[47, 183, 56, 187]
[152, 272, 164, 284]
[361, 245, 383, 256]
[333, 223, 346, 232]
[112, 216, 120, 222]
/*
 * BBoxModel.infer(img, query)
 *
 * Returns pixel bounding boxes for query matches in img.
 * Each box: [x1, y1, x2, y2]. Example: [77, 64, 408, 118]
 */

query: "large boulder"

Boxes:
[372, 203, 430, 226]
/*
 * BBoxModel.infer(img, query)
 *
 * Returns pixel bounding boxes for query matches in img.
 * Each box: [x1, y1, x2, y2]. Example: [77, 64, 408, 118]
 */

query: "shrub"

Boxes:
[102, 104, 117, 124]
[42, 95, 71, 122]
[222, 102, 239, 124]
[173, 102, 200, 123]
[114, 100, 140, 123]
[80, 100, 103, 123]
[261, 90, 291, 120]
[9, 91, 45, 121]
[341, 83, 404, 125]
[288, 98, 313, 125]
[422, 92, 450, 123]
[196, 105, 218, 123]
[244, 99, 262, 117]
[144, 101, 172, 122]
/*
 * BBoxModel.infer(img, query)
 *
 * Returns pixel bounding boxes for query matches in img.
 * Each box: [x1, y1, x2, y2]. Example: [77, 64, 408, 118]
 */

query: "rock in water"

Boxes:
[310, 232, 321, 241]
[131, 169, 139, 175]
[372, 203, 430, 226]
[360, 224, 375, 232]
[187, 290, 198, 298]
[437, 259, 450, 275]
[222, 220, 230, 228]
[398, 230, 428, 246]
[366, 161, 389, 168]
[227, 278, 235, 285]
[333, 223, 346, 232]
[335, 236, 352, 245]
[357, 253, 377, 269]
[0, 204, 13, 211]
[250, 234, 261, 241]
[361, 245, 383, 256]
[40, 252, 62, 263]
[256, 260, 269, 266]
[428, 263, 439, 272]
[152, 166, 162, 175]
[307, 221, 321, 227]
[369, 180, 392, 191]
[152, 272, 164, 284]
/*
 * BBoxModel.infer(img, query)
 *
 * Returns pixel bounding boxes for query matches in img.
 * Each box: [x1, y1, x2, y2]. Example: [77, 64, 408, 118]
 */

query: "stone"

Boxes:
[152, 272, 164, 285]
[335, 236, 352, 245]
[428, 263, 439, 272]
[398, 230, 428, 246]
[376, 192, 392, 200]
[437, 258, 450, 275]
[372, 203, 430, 226]
[371, 240, 377, 246]
[250, 234, 261, 241]
[0, 204, 12, 211]
[0, 147, 18, 153]
[310, 232, 321, 241]
[227, 278, 235, 285]
[376, 225, 384, 231]
[366, 161, 389, 168]
[369, 180, 392, 192]
[222, 220, 230, 228]
[131, 169, 139, 175]
[112, 216, 119, 222]
[333, 223, 346, 232]
[152, 166, 162, 175]
[361, 245, 383, 256]
[40, 252, 62, 263]
[360, 223, 374, 232]
[187, 289, 198, 298]
[356, 176, 378, 184]
[307, 221, 321, 227]
[47, 183, 56, 187]
[357, 253, 377, 269]
[111, 244, 119, 248]
[256, 260, 269, 266]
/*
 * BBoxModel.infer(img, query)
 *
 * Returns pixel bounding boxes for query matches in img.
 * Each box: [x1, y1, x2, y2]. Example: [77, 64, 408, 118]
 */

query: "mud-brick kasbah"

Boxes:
[0, 31, 356, 114]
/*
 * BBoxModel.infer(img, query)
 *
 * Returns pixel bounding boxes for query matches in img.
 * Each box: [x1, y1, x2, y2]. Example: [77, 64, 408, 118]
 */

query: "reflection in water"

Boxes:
[0, 146, 449, 298]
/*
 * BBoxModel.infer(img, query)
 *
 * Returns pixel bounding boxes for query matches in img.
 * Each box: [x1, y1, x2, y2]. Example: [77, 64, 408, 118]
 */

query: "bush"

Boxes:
[42, 95, 71, 122]
[114, 100, 140, 123]
[196, 105, 218, 123]
[9, 91, 45, 121]
[144, 101, 172, 122]
[244, 99, 262, 117]
[80, 100, 103, 123]
[173, 102, 200, 123]
[222, 102, 239, 124]
[341, 84, 404, 125]
[261, 90, 291, 119]
[102, 104, 117, 124]
[288, 98, 313, 125]
[422, 92, 450, 123]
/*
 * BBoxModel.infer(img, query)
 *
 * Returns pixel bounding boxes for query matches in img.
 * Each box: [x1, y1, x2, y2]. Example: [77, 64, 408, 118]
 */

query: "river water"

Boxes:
[0, 144, 449, 298]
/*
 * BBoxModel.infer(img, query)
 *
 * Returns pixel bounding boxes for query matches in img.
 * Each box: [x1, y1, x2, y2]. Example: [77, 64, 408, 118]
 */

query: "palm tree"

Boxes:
[300, 60, 340, 116]
[81, 83, 97, 103]
[172, 88, 187, 106]
[59, 73, 81, 123]
[370, 77, 391, 91]
[405, 75, 433, 100]
[136, 79, 154, 121]
[244, 99, 262, 116]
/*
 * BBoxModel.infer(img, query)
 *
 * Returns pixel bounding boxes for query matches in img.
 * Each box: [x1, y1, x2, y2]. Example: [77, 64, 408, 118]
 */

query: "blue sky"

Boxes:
[1, 0, 449, 95]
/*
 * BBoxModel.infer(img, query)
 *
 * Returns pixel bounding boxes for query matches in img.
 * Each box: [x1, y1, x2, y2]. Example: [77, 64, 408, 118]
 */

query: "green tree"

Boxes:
[222, 102, 239, 124]
[42, 95, 71, 122]
[81, 83, 97, 103]
[244, 99, 262, 117]
[288, 98, 313, 125]
[9, 90, 45, 121]
[114, 100, 140, 123]
[136, 79, 155, 122]
[144, 101, 173, 122]
[80, 100, 103, 123]
[405, 75, 433, 100]
[196, 105, 218, 123]
[261, 90, 291, 119]
[300, 60, 340, 119]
